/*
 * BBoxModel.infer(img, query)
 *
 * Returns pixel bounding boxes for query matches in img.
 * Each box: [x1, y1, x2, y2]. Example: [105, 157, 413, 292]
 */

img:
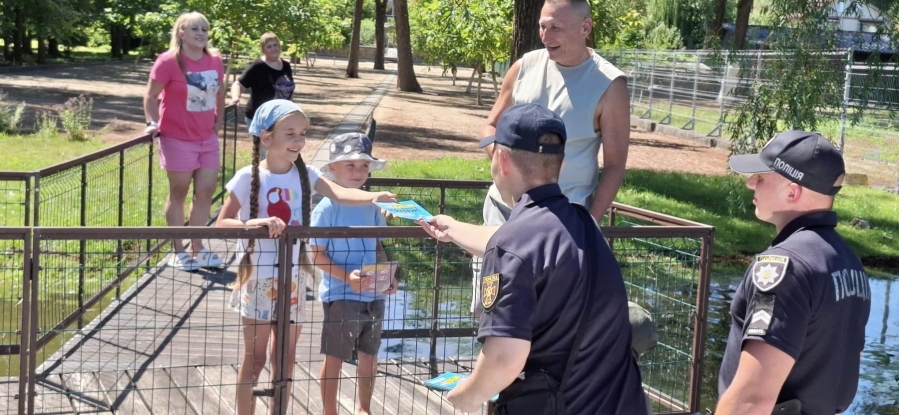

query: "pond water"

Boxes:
[380, 276, 899, 414]
[704, 276, 899, 414]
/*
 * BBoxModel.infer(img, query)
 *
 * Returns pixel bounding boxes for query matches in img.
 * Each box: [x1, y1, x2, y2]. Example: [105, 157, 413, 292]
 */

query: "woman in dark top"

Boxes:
[229, 32, 296, 125]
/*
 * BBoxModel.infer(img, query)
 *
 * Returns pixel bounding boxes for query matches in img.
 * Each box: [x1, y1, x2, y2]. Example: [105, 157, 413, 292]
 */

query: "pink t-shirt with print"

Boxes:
[150, 51, 224, 142]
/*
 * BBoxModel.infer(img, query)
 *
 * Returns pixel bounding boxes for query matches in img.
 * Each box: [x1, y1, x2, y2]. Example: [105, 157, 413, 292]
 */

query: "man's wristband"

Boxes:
[146, 121, 158, 127]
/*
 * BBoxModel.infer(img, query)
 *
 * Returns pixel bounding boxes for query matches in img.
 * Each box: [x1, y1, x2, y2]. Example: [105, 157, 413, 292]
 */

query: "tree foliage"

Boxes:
[410, 0, 511, 72]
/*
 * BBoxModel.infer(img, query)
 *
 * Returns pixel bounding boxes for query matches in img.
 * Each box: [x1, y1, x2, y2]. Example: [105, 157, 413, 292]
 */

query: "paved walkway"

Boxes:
[308, 72, 397, 170]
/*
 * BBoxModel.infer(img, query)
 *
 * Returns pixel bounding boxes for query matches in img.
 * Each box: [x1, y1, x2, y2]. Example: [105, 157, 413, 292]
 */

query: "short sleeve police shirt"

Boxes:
[719, 211, 871, 414]
[477, 184, 645, 415]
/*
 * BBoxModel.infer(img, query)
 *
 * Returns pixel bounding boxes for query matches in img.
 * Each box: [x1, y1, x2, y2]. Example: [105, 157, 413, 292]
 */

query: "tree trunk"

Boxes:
[734, 0, 753, 50]
[37, 36, 46, 64]
[110, 24, 123, 59]
[24, 31, 33, 55]
[707, 0, 727, 46]
[48, 37, 60, 57]
[374, 0, 387, 70]
[13, 7, 25, 64]
[346, 0, 363, 78]
[2, 37, 9, 61]
[511, 0, 545, 63]
[394, 0, 422, 92]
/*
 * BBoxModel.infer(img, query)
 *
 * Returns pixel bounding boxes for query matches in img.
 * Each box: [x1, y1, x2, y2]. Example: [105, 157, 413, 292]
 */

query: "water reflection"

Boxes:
[703, 277, 899, 414]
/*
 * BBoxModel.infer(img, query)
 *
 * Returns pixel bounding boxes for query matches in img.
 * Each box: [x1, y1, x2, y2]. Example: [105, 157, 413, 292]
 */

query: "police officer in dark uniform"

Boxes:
[420, 103, 646, 414]
[717, 131, 871, 415]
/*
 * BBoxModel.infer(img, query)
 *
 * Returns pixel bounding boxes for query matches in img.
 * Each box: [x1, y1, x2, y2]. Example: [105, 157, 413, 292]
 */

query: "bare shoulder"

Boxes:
[594, 77, 629, 126]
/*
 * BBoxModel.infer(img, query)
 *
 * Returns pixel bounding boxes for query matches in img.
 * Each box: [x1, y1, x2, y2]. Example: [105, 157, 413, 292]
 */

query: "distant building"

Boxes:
[722, 1, 894, 61]
[828, 1, 885, 33]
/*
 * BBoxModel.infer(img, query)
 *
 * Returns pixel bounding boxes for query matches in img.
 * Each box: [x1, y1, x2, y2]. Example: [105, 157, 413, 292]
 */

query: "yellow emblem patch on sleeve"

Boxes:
[481, 273, 502, 312]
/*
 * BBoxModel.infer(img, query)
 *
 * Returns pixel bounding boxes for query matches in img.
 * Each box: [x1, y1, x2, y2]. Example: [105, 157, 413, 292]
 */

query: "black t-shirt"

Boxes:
[238, 59, 295, 119]
[478, 184, 645, 415]
[719, 211, 871, 414]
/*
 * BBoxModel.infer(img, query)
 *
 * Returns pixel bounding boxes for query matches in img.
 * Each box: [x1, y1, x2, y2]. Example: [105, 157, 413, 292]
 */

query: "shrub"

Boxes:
[58, 94, 94, 141]
[644, 24, 684, 50]
[36, 112, 59, 138]
[0, 91, 25, 133]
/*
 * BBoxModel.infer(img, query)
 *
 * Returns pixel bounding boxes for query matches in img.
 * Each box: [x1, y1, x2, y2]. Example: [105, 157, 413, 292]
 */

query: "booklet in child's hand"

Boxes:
[374, 200, 434, 221]
[361, 261, 398, 293]
[423, 372, 498, 402]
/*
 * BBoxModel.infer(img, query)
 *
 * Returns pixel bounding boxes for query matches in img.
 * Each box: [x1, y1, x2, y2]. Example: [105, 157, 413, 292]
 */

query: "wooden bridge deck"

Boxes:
[1, 238, 484, 415]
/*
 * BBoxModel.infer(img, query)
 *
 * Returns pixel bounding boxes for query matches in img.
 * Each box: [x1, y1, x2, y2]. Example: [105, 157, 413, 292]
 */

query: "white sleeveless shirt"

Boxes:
[511, 49, 625, 205]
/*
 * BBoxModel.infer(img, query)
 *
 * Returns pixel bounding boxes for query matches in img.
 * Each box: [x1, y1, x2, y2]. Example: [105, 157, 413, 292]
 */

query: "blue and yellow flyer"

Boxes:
[374, 200, 434, 221]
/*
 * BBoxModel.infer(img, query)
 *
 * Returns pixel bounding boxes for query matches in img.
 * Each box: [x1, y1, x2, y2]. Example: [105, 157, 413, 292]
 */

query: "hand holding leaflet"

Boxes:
[423, 372, 499, 402]
[375, 200, 434, 221]
[361, 261, 398, 294]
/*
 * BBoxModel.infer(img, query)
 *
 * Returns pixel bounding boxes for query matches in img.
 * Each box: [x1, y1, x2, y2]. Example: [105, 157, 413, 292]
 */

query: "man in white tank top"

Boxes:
[471, 0, 630, 312]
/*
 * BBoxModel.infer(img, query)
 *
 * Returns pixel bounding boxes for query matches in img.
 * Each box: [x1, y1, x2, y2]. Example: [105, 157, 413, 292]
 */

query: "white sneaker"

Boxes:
[168, 252, 200, 271]
[196, 248, 224, 269]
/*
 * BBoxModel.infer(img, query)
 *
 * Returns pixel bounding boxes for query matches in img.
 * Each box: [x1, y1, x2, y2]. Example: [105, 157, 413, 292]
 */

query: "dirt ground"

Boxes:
[372, 63, 729, 175]
[0, 57, 730, 175]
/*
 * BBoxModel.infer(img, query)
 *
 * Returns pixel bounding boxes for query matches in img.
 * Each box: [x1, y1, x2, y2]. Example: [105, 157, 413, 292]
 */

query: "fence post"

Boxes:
[710, 53, 728, 138]
[840, 48, 853, 154]
[146, 139, 154, 274]
[18, 230, 32, 415]
[429, 186, 447, 378]
[116, 150, 125, 300]
[688, 230, 715, 413]
[685, 51, 700, 131]
[33, 174, 40, 227]
[661, 50, 677, 125]
[220, 106, 229, 196]
[641, 50, 658, 120]
[271, 232, 295, 415]
[749, 51, 762, 146]
[78, 163, 87, 330]
[25, 229, 40, 415]
[24, 174, 32, 227]
[631, 50, 638, 115]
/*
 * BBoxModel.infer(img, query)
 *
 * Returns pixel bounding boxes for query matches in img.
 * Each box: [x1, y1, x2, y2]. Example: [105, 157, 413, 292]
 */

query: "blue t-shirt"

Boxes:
[310, 198, 387, 303]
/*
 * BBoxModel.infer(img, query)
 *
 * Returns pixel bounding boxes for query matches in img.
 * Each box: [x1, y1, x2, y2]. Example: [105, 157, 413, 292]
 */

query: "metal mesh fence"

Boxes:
[4, 210, 711, 415]
[610, 213, 706, 413]
[0, 104, 243, 229]
[0, 174, 29, 227]
[602, 49, 899, 190]
[0, 230, 28, 415]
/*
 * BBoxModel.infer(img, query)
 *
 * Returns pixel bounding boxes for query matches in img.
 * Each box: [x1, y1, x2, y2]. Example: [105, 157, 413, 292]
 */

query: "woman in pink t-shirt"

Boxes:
[143, 12, 225, 271]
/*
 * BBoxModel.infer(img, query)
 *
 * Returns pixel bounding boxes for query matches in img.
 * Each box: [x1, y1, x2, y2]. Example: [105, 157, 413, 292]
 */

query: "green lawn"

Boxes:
[376, 157, 899, 273]
[0, 132, 109, 171]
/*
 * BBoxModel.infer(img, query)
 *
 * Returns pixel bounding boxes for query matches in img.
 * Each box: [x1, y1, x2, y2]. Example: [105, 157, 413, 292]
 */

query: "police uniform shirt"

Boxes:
[719, 211, 871, 414]
[477, 183, 645, 414]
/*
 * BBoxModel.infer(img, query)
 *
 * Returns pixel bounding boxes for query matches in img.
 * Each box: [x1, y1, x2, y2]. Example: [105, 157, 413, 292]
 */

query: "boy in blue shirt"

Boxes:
[310, 132, 396, 415]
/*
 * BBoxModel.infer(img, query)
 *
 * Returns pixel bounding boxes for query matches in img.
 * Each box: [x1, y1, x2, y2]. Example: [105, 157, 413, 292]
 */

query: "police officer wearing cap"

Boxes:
[421, 103, 646, 414]
[716, 131, 871, 415]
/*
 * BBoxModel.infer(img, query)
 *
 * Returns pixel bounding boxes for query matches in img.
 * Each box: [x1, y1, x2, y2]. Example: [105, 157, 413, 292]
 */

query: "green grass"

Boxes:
[0, 132, 110, 171]
[377, 157, 899, 271]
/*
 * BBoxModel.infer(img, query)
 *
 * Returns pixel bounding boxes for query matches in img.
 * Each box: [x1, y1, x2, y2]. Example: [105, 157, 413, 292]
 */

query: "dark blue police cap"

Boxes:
[478, 104, 567, 154]
[729, 130, 845, 195]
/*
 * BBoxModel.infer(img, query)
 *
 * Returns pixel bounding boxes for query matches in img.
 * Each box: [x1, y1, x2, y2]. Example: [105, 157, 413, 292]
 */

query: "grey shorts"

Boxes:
[321, 300, 385, 360]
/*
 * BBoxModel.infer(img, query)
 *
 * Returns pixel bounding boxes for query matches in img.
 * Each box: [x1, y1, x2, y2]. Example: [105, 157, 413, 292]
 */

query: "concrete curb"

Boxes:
[630, 115, 732, 148]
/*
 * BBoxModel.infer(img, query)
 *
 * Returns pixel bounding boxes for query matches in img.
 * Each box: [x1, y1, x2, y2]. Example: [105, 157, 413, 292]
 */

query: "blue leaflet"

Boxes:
[374, 200, 434, 221]
[423, 372, 499, 402]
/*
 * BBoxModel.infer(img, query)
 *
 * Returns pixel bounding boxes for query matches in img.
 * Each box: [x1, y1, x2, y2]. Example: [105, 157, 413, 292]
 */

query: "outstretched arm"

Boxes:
[314, 177, 396, 206]
[420, 215, 498, 258]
